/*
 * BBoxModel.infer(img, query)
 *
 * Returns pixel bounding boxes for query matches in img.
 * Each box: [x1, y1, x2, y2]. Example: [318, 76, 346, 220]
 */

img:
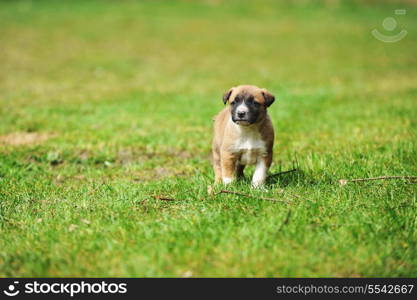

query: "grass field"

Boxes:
[1, 0, 417, 277]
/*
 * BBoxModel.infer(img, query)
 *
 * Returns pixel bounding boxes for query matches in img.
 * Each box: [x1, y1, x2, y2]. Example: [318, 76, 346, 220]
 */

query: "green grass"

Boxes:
[1, 0, 416, 277]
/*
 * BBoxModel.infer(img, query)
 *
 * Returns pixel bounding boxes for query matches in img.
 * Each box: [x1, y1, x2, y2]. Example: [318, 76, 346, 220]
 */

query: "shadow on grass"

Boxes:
[266, 168, 315, 187]
[209, 168, 318, 190]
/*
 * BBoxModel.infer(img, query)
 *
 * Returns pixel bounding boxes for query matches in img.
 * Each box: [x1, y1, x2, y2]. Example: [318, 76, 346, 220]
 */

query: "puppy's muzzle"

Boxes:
[233, 104, 250, 122]
[237, 111, 246, 118]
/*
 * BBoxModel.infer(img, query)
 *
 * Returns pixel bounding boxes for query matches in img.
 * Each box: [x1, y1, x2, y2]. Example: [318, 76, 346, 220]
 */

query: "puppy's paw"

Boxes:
[252, 186, 268, 192]
[251, 181, 266, 189]
[222, 177, 234, 185]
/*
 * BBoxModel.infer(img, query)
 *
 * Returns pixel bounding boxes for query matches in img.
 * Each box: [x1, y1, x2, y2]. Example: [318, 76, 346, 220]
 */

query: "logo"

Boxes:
[372, 9, 407, 43]
[3, 281, 20, 297]
[3, 281, 127, 297]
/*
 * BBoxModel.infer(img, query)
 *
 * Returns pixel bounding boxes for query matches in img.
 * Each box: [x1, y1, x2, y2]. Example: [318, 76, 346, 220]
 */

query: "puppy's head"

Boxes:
[223, 85, 275, 126]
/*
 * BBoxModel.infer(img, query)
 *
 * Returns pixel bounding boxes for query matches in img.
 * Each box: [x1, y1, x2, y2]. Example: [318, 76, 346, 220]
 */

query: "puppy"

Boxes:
[212, 85, 275, 188]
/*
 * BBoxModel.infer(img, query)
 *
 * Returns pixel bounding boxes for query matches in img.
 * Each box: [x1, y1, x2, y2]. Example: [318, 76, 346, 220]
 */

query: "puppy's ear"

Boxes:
[261, 89, 275, 107]
[223, 88, 234, 105]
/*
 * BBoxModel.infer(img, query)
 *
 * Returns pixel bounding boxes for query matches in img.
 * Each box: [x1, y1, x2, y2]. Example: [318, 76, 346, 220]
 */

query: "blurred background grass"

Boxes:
[0, 0, 416, 277]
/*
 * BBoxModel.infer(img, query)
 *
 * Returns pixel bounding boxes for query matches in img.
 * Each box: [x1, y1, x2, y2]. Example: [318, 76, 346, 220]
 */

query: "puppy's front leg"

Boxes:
[220, 151, 237, 185]
[252, 157, 269, 188]
[212, 147, 222, 184]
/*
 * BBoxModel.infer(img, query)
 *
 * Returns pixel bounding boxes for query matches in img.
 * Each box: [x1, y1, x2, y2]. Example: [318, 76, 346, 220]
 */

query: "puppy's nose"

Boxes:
[237, 111, 246, 118]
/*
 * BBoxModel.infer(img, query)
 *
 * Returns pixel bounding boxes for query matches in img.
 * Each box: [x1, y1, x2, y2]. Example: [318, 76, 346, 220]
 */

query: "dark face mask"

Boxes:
[230, 93, 262, 125]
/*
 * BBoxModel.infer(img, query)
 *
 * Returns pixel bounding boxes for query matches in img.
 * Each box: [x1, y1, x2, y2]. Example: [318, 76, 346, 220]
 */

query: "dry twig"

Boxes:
[339, 176, 417, 186]
[216, 190, 289, 203]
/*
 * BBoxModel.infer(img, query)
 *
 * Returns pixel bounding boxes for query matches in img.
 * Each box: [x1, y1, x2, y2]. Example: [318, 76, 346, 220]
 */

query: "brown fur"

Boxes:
[212, 85, 275, 186]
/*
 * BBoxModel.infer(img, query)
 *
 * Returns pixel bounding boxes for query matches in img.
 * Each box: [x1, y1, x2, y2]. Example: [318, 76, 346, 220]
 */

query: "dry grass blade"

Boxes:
[152, 195, 183, 202]
[277, 209, 292, 232]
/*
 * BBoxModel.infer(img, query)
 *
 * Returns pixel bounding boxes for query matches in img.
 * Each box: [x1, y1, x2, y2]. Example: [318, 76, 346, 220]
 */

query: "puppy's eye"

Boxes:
[247, 99, 259, 106]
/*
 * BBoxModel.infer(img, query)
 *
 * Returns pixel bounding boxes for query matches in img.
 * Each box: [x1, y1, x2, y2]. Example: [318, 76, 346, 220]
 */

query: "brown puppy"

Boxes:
[212, 85, 275, 188]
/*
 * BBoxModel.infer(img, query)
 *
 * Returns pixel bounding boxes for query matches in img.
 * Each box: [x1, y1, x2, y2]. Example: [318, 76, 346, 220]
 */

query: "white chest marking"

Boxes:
[233, 127, 266, 166]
